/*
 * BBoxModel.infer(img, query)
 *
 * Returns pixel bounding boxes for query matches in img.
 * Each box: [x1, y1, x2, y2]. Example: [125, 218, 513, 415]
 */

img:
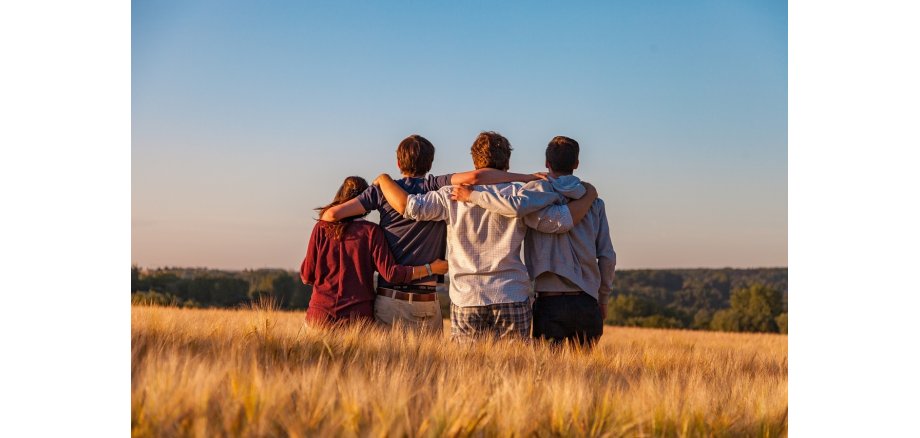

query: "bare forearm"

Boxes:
[322, 198, 367, 222]
[567, 187, 598, 225]
[378, 177, 409, 214]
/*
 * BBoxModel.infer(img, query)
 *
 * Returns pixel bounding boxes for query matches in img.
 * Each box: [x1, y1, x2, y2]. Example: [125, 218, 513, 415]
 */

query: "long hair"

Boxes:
[315, 176, 370, 240]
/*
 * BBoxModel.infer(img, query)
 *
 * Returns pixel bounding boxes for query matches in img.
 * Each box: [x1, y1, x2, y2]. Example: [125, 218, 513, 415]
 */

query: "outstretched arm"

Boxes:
[450, 184, 564, 218]
[320, 197, 368, 222]
[373, 174, 410, 215]
[450, 169, 547, 186]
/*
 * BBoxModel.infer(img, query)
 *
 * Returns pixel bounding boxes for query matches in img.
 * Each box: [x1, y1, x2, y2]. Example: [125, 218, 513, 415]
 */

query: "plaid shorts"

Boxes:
[450, 301, 532, 342]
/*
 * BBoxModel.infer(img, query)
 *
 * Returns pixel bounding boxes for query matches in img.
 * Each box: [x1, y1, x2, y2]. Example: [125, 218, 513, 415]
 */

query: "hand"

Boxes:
[531, 172, 550, 181]
[429, 259, 449, 275]
[450, 184, 474, 203]
[373, 173, 392, 186]
[599, 301, 607, 320]
[320, 208, 337, 222]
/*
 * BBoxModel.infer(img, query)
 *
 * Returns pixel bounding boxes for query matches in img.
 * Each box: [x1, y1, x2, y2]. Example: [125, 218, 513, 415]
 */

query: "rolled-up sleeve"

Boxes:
[404, 188, 449, 222]
[468, 186, 564, 218]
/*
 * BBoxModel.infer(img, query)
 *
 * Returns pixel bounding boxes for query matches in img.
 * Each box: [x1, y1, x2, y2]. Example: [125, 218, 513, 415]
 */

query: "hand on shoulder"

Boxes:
[450, 184, 474, 203]
[373, 173, 393, 186]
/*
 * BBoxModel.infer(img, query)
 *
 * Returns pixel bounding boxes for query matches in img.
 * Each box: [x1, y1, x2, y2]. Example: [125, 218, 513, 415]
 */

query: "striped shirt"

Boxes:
[404, 183, 573, 307]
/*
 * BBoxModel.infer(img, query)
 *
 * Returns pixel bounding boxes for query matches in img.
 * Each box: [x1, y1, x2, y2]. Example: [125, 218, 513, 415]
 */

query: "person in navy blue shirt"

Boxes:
[321, 134, 543, 333]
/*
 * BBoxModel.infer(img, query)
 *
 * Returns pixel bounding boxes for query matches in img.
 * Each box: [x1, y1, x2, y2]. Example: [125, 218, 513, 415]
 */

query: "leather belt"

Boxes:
[536, 291, 584, 297]
[377, 287, 438, 302]
[384, 284, 438, 292]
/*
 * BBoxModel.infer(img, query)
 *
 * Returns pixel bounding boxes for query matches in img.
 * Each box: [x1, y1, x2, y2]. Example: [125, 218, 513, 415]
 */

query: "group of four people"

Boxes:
[299, 131, 616, 345]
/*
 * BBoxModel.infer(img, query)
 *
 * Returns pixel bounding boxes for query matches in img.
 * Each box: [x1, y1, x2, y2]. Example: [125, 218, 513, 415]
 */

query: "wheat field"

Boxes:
[131, 305, 787, 437]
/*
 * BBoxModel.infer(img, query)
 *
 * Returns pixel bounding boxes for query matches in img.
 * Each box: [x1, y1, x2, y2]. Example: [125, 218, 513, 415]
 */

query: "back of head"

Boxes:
[545, 136, 580, 175]
[331, 176, 369, 205]
[396, 135, 435, 176]
[315, 176, 370, 239]
[470, 131, 512, 170]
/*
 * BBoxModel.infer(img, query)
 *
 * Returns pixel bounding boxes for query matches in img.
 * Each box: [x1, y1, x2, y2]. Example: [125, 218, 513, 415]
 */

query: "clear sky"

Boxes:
[132, 0, 787, 270]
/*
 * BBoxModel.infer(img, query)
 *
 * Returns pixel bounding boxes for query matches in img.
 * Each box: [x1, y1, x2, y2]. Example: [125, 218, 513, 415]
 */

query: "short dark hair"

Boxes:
[396, 135, 435, 176]
[470, 131, 512, 170]
[545, 136, 579, 174]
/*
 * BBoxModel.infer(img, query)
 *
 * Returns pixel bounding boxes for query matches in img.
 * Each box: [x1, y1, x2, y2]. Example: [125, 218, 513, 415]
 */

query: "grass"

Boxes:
[131, 304, 787, 437]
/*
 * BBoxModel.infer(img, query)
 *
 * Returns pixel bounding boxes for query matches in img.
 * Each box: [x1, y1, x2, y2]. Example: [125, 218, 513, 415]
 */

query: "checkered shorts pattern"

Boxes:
[450, 301, 532, 342]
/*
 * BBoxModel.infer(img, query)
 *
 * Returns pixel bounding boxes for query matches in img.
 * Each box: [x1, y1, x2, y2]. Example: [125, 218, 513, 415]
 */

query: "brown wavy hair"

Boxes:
[470, 131, 512, 170]
[315, 176, 370, 240]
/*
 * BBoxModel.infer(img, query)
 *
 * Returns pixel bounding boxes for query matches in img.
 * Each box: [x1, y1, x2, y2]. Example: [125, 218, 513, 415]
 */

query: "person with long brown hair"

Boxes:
[300, 176, 448, 325]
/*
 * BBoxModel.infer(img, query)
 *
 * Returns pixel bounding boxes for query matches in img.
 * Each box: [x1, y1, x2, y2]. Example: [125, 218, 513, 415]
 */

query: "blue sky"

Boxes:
[132, 0, 787, 269]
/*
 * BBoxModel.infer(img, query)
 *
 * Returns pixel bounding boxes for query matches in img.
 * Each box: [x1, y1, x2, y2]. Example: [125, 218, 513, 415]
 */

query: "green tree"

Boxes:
[131, 265, 140, 292]
[711, 285, 784, 333]
[272, 273, 295, 307]
[710, 309, 741, 332]
[692, 309, 713, 330]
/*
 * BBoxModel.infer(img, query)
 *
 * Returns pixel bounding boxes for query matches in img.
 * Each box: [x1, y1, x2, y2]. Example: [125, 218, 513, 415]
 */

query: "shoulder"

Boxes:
[309, 221, 334, 241]
[356, 185, 382, 206]
[592, 197, 607, 212]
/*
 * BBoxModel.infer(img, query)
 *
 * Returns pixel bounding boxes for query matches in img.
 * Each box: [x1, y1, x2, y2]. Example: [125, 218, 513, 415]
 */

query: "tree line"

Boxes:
[131, 266, 312, 310]
[607, 268, 787, 333]
[131, 266, 787, 333]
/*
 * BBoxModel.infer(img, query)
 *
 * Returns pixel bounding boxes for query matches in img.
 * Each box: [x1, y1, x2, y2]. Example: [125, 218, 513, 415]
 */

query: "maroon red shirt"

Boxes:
[300, 220, 413, 323]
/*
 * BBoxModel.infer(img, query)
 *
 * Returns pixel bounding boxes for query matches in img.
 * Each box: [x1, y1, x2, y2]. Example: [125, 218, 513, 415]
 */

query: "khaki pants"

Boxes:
[374, 294, 443, 333]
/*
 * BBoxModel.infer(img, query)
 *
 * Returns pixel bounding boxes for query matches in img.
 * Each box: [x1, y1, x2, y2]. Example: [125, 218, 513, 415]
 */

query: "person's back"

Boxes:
[521, 176, 612, 299]
[356, 173, 450, 287]
[406, 182, 567, 306]
[302, 220, 408, 323]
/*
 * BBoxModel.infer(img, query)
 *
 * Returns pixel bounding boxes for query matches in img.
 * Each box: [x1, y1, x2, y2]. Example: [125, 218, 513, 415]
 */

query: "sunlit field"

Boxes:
[131, 305, 787, 437]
